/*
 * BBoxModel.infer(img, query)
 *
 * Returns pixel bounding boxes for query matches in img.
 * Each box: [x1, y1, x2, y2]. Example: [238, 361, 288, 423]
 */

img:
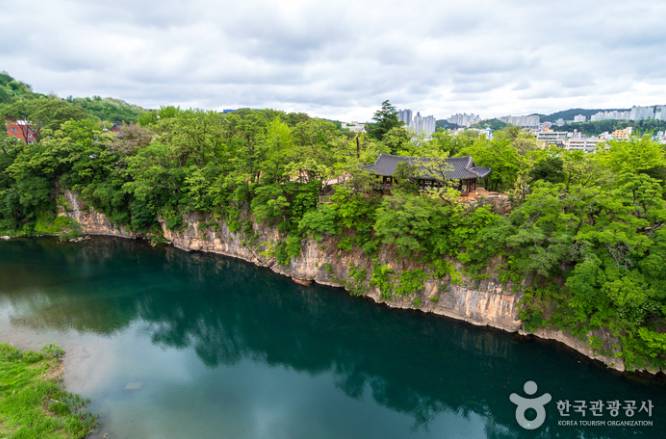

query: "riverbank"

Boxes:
[56, 190, 646, 375]
[0, 343, 95, 439]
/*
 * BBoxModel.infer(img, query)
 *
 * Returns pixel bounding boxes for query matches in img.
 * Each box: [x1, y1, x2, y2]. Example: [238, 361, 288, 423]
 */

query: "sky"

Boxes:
[1, 0, 665, 122]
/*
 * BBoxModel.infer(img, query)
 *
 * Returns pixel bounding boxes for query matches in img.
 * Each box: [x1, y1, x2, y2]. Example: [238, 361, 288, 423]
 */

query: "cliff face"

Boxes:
[161, 216, 522, 332]
[62, 191, 138, 239]
[61, 190, 627, 372]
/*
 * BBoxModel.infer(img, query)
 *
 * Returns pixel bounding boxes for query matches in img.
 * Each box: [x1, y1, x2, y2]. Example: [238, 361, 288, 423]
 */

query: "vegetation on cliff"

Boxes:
[0, 74, 665, 370]
[0, 343, 95, 438]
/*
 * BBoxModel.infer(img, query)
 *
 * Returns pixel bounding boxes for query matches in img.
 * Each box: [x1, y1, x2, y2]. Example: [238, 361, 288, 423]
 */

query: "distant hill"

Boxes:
[471, 118, 508, 130]
[435, 119, 460, 130]
[0, 72, 145, 123]
[68, 96, 144, 123]
[0, 71, 37, 103]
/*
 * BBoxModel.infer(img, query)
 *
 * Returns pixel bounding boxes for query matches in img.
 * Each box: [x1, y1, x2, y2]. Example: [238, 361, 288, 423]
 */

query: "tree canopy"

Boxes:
[366, 100, 402, 141]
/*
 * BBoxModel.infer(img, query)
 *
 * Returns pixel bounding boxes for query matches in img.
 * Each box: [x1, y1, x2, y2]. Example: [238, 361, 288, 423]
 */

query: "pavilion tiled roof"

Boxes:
[367, 154, 490, 180]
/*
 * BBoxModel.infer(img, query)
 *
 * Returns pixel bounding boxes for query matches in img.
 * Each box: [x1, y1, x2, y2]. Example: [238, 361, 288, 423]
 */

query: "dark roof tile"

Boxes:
[367, 154, 490, 180]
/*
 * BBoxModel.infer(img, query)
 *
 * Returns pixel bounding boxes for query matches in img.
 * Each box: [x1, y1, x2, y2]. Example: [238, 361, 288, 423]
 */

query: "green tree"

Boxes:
[382, 126, 412, 154]
[366, 100, 401, 141]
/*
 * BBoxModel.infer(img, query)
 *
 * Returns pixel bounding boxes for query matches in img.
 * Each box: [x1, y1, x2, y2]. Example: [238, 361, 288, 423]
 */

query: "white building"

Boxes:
[447, 113, 481, 127]
[564, 137, 600, 153]
[589, 105, 666, 122]
[590, 110, 630, 121]
[342, 121, 365, 133]
[397, 108, 437, 138]
[410, 112, 436, 138]
[573, 114, 586, 123]
[499, 114, 540, 128]
[537, 131, 569, 147]
[629, 105, 655, 121]
[655, 106, 666, 121]
[397, 109, 413, 126]
[654, 131, 666, 144]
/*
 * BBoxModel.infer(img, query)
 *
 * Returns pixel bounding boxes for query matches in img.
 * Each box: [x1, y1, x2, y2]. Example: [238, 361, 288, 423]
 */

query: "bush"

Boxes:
[370, 263, 394, 299]
[395, 269, 427, 296]
[347, 267, 367, 296]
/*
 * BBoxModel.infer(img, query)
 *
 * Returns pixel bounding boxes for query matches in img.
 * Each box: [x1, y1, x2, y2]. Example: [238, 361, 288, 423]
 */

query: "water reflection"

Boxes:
[0, 238, 663, 438]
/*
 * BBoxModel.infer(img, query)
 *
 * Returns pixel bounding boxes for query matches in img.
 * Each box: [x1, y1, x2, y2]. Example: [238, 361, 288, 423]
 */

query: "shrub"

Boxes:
[395, 269, 427, 296]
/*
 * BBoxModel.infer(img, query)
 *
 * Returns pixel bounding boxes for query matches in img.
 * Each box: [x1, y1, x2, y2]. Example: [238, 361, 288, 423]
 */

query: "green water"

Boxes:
[0, 238, 663, 438]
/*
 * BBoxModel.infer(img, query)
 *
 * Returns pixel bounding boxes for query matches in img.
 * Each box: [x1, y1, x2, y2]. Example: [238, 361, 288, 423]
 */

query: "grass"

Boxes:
[33, 214, 81, 239]
[0, 343, 95, 439]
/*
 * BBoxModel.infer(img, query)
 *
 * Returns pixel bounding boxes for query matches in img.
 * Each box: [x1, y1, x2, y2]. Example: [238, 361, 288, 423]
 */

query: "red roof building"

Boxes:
[5, 120, 37, 143]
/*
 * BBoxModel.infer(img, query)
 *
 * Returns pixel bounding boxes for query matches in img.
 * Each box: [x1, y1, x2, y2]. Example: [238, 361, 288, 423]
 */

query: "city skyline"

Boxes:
[5, 66, 666, 125]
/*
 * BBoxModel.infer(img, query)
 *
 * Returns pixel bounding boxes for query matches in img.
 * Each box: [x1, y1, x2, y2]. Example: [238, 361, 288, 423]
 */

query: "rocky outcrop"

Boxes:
[61, 190, 631, 373]
[156, 213, 523, 333]
[60, 191, 138, 239]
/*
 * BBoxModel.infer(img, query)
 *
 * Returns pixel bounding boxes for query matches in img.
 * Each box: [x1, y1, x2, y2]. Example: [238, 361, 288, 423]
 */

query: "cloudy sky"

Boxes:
[1, 0, 665, 121]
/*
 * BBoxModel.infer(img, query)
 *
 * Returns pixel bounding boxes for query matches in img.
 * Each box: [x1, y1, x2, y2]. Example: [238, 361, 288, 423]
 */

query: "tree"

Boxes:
[1, 96, 88, 142]
[110, 123, 153, 155]
[259, 118, 296, 183]
[382, 126, 412, 154]
[595, 136, 665, 175]
[366, 100, 401, 141]
[459, 129, 524, 191]
[529, 152, 564, 183]
[69, 96, 144, 123]
[428, 129, 479, 156]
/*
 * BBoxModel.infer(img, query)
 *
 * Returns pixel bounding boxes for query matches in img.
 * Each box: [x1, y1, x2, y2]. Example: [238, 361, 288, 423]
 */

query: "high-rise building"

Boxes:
[397, 109, 413, 126]
[410, 112, 436, 138]
[396, 108, 437, 138]
[630, 105, 655, 121]
[573, 114, 586, 123]
[590, 110, 630, 121]
[655, 106, 666, 121]
[589, 106, 666, 122]
[447, 113, 481, 127]
[499, 114, 540, 128]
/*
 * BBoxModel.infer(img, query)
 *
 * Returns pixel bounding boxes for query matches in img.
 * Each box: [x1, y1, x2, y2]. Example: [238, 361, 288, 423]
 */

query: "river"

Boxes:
[0, 237, 663, 438]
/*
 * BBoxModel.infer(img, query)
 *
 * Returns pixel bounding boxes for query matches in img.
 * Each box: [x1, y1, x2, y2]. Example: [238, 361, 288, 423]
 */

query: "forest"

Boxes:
[1, 74, 665, 371]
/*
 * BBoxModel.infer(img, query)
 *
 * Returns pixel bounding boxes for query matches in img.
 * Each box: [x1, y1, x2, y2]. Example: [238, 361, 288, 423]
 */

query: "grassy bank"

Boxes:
[0, 343, 95, 439]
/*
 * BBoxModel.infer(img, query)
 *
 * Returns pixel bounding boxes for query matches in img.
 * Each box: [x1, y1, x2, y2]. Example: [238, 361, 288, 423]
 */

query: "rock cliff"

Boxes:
[61, 190, 627, 372]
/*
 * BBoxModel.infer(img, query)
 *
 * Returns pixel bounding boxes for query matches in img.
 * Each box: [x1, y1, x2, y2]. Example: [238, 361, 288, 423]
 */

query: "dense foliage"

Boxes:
[0, 72, 36, 103]
[0, 76, 664, 370]
[0, 71, 144, 126]
[67, 96, 143, 123]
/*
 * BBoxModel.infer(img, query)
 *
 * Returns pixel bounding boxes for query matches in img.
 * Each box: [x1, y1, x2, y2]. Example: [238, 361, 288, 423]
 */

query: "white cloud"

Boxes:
[1, 0, 665, 121]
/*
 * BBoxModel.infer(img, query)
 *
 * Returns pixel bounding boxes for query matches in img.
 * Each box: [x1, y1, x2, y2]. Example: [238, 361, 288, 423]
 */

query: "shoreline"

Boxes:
[2, 222, 659, 376]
